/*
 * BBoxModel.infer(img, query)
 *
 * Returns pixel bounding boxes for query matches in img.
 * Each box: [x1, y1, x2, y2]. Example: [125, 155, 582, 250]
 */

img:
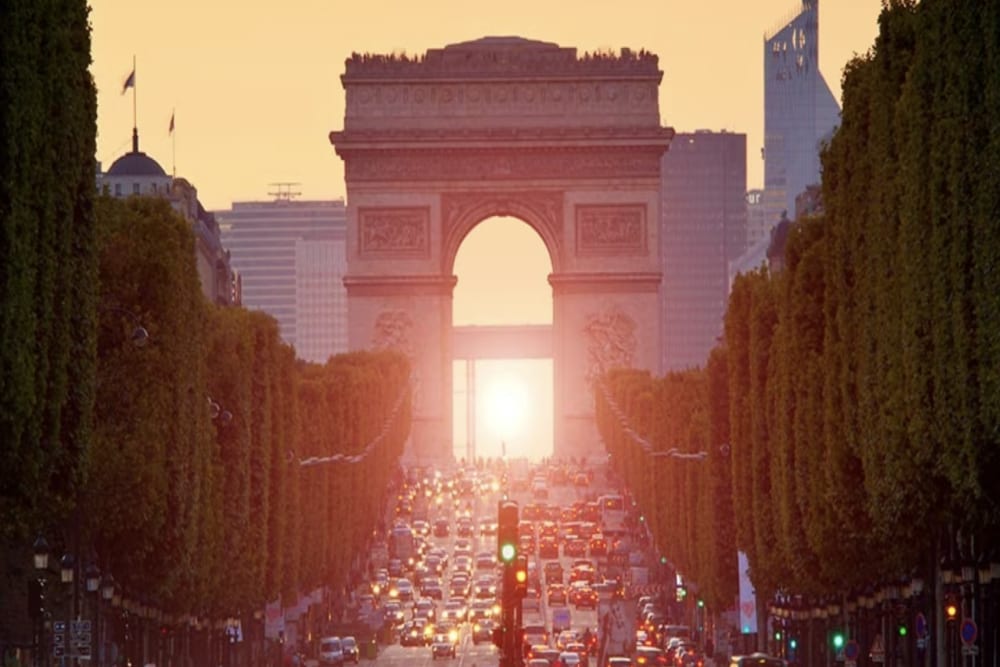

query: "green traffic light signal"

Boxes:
[898, 624, 908, 637]
[500, 542, 516, 562]
[789, 638, 798, 650]
[832, 632, 845, 649]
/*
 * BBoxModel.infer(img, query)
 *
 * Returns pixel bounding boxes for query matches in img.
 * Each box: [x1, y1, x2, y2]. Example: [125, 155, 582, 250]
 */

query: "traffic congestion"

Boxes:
[311, 460, 725, 667]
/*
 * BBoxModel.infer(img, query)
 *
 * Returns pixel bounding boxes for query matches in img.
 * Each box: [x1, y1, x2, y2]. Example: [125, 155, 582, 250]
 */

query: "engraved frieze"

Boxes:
[359, 207, 430, 258]
[345, 149, 661, 182]
[575, 204, 647, 255]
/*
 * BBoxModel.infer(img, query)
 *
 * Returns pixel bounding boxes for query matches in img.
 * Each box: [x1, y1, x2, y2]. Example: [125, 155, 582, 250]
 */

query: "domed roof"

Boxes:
[106, 150, 167, 177]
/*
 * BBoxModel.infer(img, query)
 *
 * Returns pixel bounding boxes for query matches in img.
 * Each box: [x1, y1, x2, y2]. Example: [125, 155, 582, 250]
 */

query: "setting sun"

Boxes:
[483, 375, 529, 441]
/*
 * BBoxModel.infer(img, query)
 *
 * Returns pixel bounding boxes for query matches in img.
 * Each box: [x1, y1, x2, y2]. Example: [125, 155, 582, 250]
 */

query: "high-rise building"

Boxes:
[217, 196, 348, 362]
[763, 0, 840, 230]
[661, 130, 747, 371]
[295, 230, 348, 363]
[745, 188, 768, 247]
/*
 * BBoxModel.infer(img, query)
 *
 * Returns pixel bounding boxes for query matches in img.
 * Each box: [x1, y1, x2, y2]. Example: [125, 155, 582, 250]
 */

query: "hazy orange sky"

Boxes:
[89, 0, 881, 211]
[89, 0, 882, 459]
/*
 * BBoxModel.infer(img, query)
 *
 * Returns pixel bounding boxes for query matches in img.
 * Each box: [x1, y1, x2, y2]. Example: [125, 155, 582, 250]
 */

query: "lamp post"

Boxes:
[32, 536, 51, 667]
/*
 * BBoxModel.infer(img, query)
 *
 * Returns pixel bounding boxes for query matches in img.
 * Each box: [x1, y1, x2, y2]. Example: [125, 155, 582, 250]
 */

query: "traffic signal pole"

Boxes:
[497, 500, 524, 667]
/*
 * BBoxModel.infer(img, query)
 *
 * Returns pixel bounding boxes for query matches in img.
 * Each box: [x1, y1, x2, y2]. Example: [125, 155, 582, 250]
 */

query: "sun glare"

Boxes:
[483, 376, 528, 441]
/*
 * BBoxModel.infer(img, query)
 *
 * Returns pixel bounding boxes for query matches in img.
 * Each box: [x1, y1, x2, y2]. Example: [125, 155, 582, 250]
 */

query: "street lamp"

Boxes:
[100, 305, 149, 347]
[60, 554, 75, 584]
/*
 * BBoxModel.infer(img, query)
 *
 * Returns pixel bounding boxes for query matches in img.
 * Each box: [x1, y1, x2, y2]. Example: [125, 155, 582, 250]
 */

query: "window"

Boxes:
[133, 182, 140, 194]
[114, 183, 122, 196]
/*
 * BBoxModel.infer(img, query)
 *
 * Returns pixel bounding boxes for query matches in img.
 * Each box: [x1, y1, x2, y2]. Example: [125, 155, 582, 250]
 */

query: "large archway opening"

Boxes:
[452, 216, 553, 462]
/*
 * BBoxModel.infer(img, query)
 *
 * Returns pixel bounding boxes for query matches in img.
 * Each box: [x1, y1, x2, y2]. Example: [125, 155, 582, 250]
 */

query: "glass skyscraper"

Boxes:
[661, 131, 747, 372]
[217, 198, 348, 363]
[763, 0, 840, 229]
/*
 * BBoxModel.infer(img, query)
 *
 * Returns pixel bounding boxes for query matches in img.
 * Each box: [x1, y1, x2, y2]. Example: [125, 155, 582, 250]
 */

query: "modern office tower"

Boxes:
[661, 130, 747, 371]
[745, 188, 768, 247]
[99, 130, 237, 306]
[295, 230, 348, 364]
[217, 195, 348, 361]
[763, 0, 840, 230]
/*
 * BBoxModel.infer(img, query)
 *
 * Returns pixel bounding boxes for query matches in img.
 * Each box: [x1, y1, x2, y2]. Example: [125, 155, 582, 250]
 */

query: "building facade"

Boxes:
[98, 130, 238, 306]
[218, 198, 348, 362]
[660, 130, 747, 371]
[294, 230, 348, 364]
[763, 0, 840, 231]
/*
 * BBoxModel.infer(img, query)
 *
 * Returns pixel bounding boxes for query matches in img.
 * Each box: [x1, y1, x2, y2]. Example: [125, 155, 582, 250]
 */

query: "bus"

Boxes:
[597, 494, 627, 535]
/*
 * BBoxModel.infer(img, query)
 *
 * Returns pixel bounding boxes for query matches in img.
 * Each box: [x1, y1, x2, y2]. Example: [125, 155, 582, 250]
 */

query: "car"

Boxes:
[400, 620, 430, 646]
[319, 637, 344, 666]
[392, 578, 414, 601]
[547, 584, 568, 606]
[634, 646, 668, 666]
[544, 561, 564, 584]
[413, 598, 437, 621]
[341, 636, 359, 664]
[523, 624, 548, 648]
[556, 630, 580, 651]
[433, 519, 450, 537]
[564, 539, 588, 558]
[560, 651, 583, 667]
[606, 657, 633, 667]
[472, 618, 495, 644]
[430, 632, 458, 659]
[383, 601, 405, 626]
[539, 537, 560, 559]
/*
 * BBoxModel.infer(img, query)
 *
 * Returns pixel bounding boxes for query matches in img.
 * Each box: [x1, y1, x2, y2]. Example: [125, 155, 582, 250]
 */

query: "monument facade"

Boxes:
[331, 37, 674, 460]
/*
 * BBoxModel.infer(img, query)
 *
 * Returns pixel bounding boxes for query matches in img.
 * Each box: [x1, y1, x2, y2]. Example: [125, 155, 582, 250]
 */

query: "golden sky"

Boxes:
[89, 0, 882, 459]
[89, 0, 881, 211]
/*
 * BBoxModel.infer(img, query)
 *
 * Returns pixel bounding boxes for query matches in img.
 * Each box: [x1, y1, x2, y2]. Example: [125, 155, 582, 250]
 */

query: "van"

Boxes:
[319, 636, 344, 666]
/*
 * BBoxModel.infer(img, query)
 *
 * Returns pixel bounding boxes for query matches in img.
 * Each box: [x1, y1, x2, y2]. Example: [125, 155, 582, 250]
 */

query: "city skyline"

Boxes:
[89, 0, 881, 211]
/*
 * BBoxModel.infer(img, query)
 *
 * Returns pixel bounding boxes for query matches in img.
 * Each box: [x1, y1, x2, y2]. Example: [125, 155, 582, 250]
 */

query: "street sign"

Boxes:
[915, 612, 929, 639]
[870, 633, 885, 663]
[844, 639, 860, 661]
[963, 645, 980, 656]
[960, 618, 978, 646]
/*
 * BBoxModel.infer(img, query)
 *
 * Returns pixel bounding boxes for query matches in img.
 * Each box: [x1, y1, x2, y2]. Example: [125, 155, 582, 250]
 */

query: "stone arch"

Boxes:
[331, 37, 673, 461]
[441, 191, 564, 275]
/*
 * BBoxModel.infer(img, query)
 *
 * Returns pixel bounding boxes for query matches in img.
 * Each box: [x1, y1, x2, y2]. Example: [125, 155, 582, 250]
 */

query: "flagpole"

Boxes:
[172, 109, 176, 178]
[132, 55, 137, 137]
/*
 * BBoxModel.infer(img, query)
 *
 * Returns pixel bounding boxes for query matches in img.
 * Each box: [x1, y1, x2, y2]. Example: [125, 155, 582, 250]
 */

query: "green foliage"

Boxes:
[0, 0, 97, 541]
[83, 196, 411, 616]
[599, 0, 1000, 602]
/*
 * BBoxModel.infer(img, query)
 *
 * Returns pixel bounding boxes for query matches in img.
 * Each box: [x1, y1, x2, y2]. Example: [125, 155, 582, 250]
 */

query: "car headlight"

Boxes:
[448, 630, 458, 642]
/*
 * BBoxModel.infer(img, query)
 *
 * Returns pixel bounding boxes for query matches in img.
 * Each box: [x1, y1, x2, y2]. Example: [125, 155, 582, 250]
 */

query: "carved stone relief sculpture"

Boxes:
[359, 207, 430, 258]
[583, 305, 638, 382]
[575, 204, 646, 254]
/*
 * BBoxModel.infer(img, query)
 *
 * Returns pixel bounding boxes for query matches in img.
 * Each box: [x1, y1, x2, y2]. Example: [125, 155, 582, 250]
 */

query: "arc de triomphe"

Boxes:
[330, 37, 674, 462]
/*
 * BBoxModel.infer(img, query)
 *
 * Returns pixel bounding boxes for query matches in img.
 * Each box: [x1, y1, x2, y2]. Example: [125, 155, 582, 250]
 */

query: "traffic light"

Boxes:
[897, 622, 908, 637]
[513, 555, 528, 599]
[497, 500, 519, 564]
[831, 631, 845, 650]
[945, 593, 959, 621]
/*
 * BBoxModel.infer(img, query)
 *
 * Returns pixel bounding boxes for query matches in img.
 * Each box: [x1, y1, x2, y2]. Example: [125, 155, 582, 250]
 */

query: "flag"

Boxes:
[121, 69, 135, 95]
[168, 111, 175, 135]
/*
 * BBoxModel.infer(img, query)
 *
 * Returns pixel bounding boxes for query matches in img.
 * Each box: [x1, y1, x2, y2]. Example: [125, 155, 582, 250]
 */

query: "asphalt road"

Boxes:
[367, 467, 607, 667]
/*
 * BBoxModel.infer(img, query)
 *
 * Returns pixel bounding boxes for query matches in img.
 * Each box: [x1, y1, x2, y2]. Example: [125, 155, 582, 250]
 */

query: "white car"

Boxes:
[319, 636, 343, 666]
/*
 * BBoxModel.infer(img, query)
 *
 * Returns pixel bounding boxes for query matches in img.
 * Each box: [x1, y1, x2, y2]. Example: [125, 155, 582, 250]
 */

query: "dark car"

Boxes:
[430, 632, 458, 659]
[341, 636, 359, 664]
[400, 620, 429, 646]
[472, 618, 495, 644]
